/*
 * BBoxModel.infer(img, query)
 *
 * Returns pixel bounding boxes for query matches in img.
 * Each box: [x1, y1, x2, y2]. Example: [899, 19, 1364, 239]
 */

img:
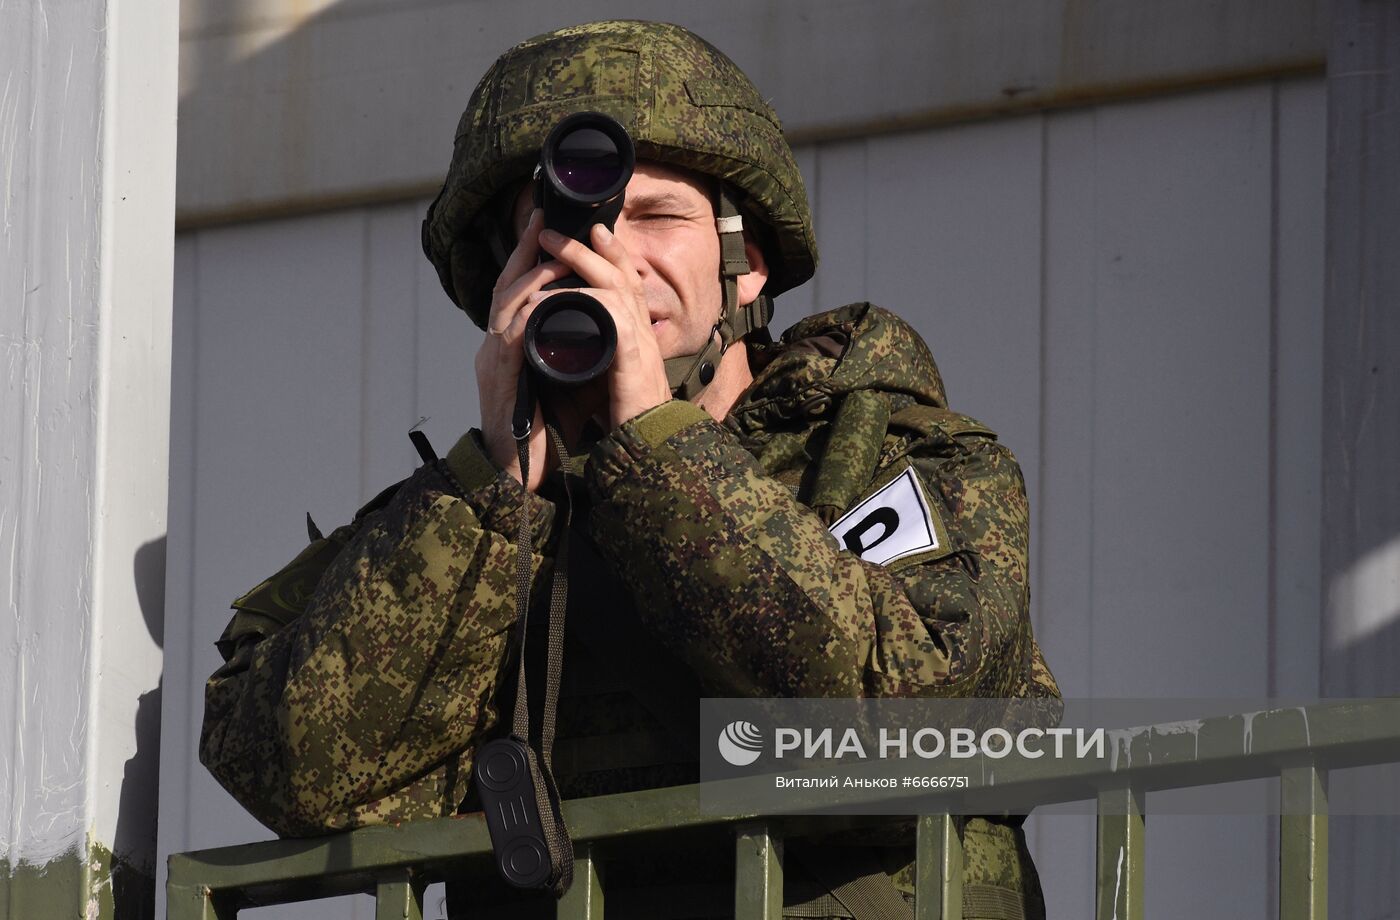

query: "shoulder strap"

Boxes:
[807, 389, 891, 524]
[887, 405, 997, 441]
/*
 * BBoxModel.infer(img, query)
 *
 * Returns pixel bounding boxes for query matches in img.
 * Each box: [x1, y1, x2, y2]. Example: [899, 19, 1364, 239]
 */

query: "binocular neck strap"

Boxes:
[508, 400, 573, 762]
[664, 190, 773, 401]
[500, 373, 575, 895]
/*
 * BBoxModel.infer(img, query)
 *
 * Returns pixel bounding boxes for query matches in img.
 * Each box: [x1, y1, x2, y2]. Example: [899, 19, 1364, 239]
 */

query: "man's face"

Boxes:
[514, 160, 724, 361]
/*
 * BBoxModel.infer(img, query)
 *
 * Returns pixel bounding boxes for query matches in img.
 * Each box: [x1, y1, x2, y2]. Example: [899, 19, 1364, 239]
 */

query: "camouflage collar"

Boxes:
[725, 302, 947, 438]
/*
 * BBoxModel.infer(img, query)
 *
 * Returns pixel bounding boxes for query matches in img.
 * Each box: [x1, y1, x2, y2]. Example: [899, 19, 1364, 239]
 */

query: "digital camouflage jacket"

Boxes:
[201, 302, 1060, 918]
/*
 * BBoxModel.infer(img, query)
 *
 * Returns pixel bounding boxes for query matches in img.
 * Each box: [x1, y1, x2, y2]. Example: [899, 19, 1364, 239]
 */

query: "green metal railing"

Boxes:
[167, 700, 1400, 920]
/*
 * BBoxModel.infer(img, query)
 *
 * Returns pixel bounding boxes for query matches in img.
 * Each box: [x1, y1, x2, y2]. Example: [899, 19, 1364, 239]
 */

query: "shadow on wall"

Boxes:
[112, 536, 166, 919]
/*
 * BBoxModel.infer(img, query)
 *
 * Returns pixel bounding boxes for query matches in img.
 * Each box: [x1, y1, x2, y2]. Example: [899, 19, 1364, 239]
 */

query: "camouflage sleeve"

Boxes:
[584, 400, 1052, 702]
[199, 431, 556, 836]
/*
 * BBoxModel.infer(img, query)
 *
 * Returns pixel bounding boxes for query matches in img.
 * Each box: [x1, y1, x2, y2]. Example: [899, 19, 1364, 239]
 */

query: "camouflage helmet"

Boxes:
[422, 20, 818, 328]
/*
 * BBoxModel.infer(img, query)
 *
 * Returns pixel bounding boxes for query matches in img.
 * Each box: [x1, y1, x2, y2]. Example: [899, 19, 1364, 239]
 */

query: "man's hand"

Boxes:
[476, 209, 573, 491]
[477, 212, 673, 490]
[536, 223, 671, 430]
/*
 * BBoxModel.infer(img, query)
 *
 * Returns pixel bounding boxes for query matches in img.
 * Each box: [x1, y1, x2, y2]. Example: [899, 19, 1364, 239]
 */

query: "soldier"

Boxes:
[200, 19, 1060, 920]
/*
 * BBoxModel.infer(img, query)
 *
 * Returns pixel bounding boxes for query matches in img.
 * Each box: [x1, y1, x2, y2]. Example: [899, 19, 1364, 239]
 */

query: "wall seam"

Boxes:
[859, 140, 869, 301]
[1264, 77, 1283, 920]
[412, 206, 423, 428]
[1266, 80, 1282, 703]
[181, 233, 202, 846]
[359, 213, 372, 502]
[1030, 107, 1052, 905]
[809, 144, 821, 317]
[1086, 105, 1100, 702]
[1035, 111, 1050, 641]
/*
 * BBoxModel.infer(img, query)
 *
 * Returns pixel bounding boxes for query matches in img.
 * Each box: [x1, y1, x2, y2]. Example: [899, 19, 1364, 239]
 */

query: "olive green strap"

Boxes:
[664, 188, 772, 401]
[508, 372, 535, 739]
[807, 390, 890, 524]
[538, 416, 573, 763]
[662, 296, 772, 399]
[506, 374, 575, 897]
[664, 347, 720, 398]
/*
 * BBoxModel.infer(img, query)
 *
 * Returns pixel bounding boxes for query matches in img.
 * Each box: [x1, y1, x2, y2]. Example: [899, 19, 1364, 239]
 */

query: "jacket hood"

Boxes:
[726, 302, 947, 437]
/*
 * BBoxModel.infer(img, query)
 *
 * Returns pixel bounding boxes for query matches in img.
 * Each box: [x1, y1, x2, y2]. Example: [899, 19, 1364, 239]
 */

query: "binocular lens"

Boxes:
[524, 113, 628, 385]
[533, 305, 607, 376]
[553, 127, 624, 196]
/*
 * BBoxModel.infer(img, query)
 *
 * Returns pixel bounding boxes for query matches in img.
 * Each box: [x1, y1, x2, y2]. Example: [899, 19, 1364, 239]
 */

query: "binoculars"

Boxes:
[523, 112, 634, 386]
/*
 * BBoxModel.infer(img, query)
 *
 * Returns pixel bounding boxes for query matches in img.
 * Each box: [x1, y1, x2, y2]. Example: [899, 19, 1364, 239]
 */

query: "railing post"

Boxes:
[557, 843, 605, 920]
[1280, 765, 1328, 920]
[374, 869, 424, 920]
[915, 813, 963, 920]
[734, 821, 783, 920]
[1096, 786, 1144, 920]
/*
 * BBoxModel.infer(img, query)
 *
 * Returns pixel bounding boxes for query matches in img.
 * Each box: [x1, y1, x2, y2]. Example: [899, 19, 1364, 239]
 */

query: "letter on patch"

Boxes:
[829, 467, 939, 566]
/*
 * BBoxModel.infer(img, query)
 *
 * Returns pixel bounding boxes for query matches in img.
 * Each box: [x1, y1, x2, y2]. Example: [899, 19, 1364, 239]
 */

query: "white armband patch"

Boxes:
[828, 466, 947, 566]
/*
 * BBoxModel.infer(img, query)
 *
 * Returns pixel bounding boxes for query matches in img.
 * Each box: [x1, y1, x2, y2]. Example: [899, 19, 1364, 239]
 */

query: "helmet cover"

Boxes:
[422, 19, 817, 327]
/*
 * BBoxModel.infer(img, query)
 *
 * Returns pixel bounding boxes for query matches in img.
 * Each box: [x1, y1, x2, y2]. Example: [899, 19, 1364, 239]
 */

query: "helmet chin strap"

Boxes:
[664, 190, 772, 401]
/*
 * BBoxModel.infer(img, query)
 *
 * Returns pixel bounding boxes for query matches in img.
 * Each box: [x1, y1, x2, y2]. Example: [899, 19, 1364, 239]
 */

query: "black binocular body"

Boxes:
[522, 112, 635, 386]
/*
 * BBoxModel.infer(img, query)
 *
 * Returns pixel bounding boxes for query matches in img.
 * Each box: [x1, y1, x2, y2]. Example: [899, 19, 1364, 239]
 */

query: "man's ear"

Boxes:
[737, 234, 770, 305]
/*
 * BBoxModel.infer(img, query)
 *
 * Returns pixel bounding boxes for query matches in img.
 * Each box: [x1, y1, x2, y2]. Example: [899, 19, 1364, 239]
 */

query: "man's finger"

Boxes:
[486, 209, 546, 334]
[539, 226, 652, 336]
[501, 296, 544, 346]
[487, 259, 573, 335]
[537, 228, 623, 291]
[494, 209, 544, 292]
[591, 224, 649, 327]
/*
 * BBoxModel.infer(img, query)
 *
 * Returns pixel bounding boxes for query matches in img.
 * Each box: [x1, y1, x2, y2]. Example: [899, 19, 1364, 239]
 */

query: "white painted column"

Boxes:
[0, 0, 178, 915]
